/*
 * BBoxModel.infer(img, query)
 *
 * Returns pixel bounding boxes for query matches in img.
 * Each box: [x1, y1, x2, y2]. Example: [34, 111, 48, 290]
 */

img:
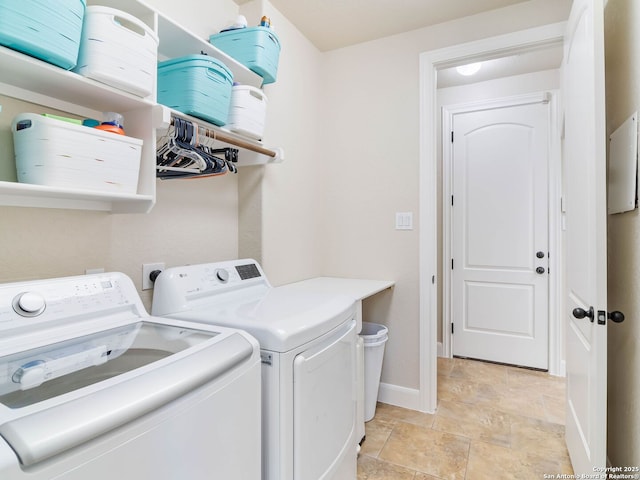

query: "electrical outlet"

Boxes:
[142, 263, 165, 290]
[85, 268, 105, 275]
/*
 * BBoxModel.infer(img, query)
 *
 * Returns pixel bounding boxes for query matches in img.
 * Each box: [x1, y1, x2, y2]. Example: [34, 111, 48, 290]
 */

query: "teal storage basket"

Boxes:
[209, 26, 280, 85]
[0, 0, 86, 70]
[157, 55, 234, 126]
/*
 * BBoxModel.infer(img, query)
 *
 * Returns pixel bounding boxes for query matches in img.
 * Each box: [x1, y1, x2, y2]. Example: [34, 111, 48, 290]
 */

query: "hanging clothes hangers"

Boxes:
[156, 116, 238, 179]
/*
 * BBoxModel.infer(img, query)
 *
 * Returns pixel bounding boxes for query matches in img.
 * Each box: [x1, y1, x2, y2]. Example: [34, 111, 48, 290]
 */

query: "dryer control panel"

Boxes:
[151, 259, 270, 316]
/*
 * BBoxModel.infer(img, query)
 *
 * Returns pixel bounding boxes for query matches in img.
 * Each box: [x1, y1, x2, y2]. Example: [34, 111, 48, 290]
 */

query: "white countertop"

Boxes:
[283, 277, 395, 302]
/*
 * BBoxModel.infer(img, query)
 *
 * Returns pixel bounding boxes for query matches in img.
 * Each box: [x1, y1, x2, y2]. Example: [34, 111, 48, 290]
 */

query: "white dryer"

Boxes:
[0, 272, 261, 480]
[152, 259, 358, 480]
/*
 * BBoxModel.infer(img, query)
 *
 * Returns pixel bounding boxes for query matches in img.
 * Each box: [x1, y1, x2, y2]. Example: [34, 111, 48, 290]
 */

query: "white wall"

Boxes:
[604, 0, 640, 466]
[319, 0, 571, 393]
[239, 0, 326, 286]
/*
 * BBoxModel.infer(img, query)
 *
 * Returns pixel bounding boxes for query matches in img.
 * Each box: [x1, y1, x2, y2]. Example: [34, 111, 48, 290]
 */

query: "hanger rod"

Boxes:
[169, 117, 277, 158]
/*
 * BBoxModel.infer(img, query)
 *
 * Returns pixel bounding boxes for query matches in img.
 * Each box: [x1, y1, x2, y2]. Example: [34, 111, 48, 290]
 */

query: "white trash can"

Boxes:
[361, 322, 388, 422]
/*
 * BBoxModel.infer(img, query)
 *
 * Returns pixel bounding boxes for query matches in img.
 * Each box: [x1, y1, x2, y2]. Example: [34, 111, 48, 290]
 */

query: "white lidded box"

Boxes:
[12, 113, 142, 194]
[73, 6, 158, 97]
[226, 85, 267, 140]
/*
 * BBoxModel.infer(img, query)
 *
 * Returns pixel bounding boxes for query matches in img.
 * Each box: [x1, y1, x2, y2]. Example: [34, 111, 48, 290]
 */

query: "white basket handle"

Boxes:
[248, 88, 266, 102]
[106, 8, 158, 44]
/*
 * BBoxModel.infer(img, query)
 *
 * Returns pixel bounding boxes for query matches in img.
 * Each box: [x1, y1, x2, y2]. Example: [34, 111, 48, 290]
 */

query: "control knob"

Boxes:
[215, 268, 230, 283]
[13, 292, 46, 317]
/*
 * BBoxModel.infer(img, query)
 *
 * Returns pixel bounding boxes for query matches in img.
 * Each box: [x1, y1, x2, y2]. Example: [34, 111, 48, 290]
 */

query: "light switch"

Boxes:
[395, 212, 413, 230]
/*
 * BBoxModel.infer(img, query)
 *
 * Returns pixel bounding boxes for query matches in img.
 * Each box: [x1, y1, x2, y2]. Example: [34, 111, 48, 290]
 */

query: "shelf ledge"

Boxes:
[0, 181, 154, 213]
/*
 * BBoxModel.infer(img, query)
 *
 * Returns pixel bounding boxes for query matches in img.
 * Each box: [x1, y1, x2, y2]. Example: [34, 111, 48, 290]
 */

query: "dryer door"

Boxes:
[293, 319, 357, 480]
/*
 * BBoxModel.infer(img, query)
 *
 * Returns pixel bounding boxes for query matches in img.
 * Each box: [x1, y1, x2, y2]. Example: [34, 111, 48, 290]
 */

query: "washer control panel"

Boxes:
[0, 273, 137, 334]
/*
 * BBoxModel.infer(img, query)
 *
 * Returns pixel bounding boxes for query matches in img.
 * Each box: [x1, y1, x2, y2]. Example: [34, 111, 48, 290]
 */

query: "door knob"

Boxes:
[608, 311, 625, 323]
[536, 267, 545, 274]
[573, 306, 594, 321]
[536, 251, 545, 258]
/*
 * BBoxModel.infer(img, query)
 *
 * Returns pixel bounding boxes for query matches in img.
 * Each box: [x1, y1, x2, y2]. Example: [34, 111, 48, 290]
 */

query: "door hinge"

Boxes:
[451, 131, 454, 143]
[451, 323, 454, 334]
[432, 275, 435, 284]
[451, 195, 454, 206]
[451, 259, 454, 270]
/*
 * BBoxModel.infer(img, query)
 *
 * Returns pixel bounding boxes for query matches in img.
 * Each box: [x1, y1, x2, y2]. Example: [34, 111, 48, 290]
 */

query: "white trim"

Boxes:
[548, 89, 564, 377]
[419, 48, 439, 414]
[437, 342, 443, 357]
[377, 382, 421, 411]
[442, 104, 453, 360]
[558, 360, 567, 378]
[418, 22, 566, 414]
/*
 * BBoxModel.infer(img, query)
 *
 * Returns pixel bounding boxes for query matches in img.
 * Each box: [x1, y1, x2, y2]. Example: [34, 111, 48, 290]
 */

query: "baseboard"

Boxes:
[377, 382, 421, 411]
[437, 342, 443, 357]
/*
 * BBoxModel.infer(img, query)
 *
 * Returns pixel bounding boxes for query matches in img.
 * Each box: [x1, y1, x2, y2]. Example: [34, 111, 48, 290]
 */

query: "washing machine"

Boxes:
[0, 272, 261, 480]
[151, 259, 358, 480]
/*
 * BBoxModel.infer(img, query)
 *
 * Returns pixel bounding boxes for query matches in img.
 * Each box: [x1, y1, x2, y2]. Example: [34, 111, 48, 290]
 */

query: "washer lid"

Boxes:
[0, 317, 256, 467]
[167, 285, 356, 352]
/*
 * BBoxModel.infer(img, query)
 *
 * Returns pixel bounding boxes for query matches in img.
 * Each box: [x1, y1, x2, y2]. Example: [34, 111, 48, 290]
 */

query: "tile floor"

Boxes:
[357, 357, 573, 479]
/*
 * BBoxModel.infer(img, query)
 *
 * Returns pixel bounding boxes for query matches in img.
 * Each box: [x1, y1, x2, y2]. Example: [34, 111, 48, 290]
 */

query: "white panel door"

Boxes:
[451, 100, 550, 369]
[563, 0, 608, 474]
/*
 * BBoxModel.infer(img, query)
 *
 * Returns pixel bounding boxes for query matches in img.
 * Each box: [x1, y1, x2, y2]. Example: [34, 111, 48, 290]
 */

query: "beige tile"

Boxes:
[360, 416, 395, 458]
[478, 384, 548, 421]
[357, 454, 416, 480]
[438, 356, 455, 376]
[437, 375, 479, 403]
[379, 421, 470, 480]
[366, 358, 572, 480]
[509, 414, 571, 462]
[507, 366, 566, 397]
[374, 402, 435, 429]
[542, 393, 566, 425]
[467, 440, 563, 480]
[437, 374, 507, 406]
[433, 400, 511, 447]
[414, 474, 442, 480]
[450, 358, 508, 385]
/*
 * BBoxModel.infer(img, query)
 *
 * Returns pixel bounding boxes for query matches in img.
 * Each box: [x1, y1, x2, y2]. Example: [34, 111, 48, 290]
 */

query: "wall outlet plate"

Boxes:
[142, 263, 165, 290]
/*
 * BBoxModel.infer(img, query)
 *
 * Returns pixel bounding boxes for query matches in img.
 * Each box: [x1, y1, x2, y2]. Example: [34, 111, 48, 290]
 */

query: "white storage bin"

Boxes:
[74, 6, 158, 97]
[226, 85, 267, 140]
[12, 113, 142, 194]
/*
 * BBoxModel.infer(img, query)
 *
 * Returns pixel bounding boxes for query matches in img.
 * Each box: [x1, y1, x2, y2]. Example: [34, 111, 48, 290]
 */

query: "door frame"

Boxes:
[418, 22, 566, 413]
[441, 92, 561, 372]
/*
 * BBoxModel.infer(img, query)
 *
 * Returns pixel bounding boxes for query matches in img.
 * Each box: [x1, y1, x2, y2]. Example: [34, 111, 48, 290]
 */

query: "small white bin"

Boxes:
[12, 113, 142, 194]
[74, 6, 158, 97]
[226, 85, 267, 140]
[361, 322, 388, 422]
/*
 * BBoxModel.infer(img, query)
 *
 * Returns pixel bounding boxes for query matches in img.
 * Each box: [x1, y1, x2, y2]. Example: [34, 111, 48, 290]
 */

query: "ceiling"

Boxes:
[235, 0, 530, 52]
[233, 0, 563, 86]
[437, 44, 564, 88]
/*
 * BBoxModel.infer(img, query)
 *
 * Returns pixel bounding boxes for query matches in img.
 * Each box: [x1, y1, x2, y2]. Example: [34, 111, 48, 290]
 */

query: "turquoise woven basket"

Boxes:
[209, 26, 281, 85]
[0, 0, 86, 70]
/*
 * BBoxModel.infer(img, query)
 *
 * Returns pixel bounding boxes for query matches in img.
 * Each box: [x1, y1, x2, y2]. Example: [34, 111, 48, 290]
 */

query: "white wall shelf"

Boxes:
[0, 0, 282, 213]
[0, 181, 154, 213]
